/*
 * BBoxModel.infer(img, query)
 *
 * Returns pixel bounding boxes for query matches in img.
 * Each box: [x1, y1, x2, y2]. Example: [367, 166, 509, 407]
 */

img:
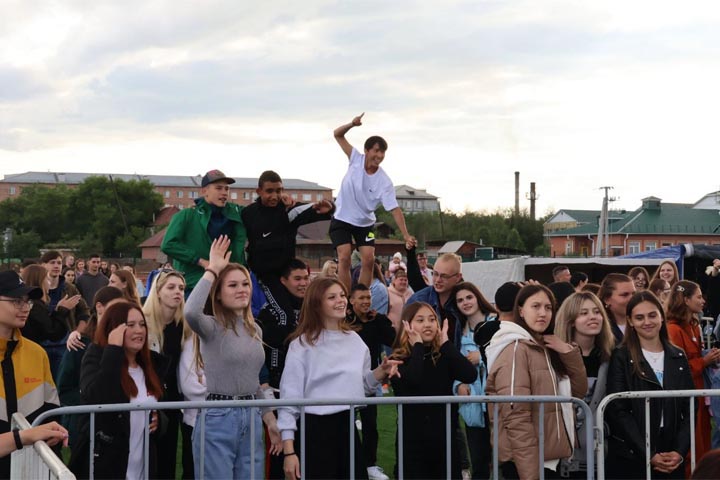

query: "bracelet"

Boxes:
[12, 429, 23, 450]
[284, 452, 297, 457]
[204, 268, 218, 279]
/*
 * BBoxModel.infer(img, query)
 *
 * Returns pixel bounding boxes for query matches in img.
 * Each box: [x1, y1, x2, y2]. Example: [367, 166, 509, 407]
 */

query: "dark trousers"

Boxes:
[304, 411, 367, 479]
[181, 422, 195, 479]
[358, 405, 379, 466]
[157, 409, 181, 479]
[465, 425, 491, 480]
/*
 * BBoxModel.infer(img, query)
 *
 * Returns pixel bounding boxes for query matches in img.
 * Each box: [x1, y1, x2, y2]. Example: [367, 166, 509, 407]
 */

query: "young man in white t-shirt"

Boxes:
[332, 113, 417, 290]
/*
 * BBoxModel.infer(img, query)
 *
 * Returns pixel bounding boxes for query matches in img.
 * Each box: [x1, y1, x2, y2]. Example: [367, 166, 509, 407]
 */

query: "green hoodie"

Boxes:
[161, 198, 247, 288]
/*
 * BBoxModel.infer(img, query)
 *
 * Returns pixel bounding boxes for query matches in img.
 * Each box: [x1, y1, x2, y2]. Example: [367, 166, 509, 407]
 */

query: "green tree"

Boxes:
[0, 185, 72, 245]
[68, 176, 163, 255]
[4, 231, 42, 259]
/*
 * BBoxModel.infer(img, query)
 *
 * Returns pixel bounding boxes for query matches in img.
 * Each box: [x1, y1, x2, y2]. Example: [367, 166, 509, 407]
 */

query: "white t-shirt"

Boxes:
[126, 366, 157, 480]
[334, 148, 399, 227]
[641, 348, 665, 426]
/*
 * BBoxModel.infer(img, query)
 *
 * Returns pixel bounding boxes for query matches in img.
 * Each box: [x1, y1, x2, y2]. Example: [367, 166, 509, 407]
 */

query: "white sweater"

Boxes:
[278, 329, 381, 440]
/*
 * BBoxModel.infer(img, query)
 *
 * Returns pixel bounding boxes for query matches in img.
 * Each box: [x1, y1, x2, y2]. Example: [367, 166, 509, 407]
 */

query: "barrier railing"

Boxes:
[33, 395, 594, 480]
[596, 389, 720, 479]
[10, 413, 76, 480]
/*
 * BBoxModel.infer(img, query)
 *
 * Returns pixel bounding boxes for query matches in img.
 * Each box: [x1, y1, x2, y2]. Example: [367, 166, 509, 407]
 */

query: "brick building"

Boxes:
[0, 171, 332, 209]
[545, 194, 720, 257]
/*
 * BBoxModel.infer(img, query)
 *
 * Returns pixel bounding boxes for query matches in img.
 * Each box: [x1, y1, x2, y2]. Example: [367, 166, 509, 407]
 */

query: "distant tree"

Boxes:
[4, 231, 42, 260]
[0, 176, 162, 255]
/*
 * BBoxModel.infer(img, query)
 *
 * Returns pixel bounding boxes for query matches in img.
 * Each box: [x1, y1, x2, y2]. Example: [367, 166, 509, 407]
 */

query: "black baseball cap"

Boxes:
[0, 271, 42, 300]
[201, 170, 236, 188]
[494, 282, 521, 313]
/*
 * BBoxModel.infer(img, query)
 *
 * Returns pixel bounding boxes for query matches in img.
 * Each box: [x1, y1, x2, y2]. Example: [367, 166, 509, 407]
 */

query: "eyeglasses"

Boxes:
[432, 271, 459, 281]
[0, 298, 33, 309]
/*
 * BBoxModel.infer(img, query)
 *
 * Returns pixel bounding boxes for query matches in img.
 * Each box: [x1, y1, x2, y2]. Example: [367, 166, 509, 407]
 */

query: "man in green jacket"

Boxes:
[161, 170, 247, 290]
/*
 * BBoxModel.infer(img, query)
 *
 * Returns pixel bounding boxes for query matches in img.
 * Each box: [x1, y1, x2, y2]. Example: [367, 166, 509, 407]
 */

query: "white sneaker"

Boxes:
[355, 418, 362, 431]
[367, 465, 389, 480]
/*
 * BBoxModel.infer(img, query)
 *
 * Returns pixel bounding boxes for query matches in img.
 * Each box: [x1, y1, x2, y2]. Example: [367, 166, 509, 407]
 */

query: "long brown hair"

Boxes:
[598, 273, 633, 325]
[288, 277, 354, 346]
[555, 292, 615, 362]
[111, 270, 141, 305]
[623, 291, 671, 378]
[203, 264, 258, 338]
[650, 260, 679, 286]
[21, 265, 50, 303]
[452, 282, 498, 317]
[628, 266, 650, 290]
[94, 302, 163, 400]
[513, 284, 568, 376]
[391, 302, 442, 364]
[665, 280, 701, 327]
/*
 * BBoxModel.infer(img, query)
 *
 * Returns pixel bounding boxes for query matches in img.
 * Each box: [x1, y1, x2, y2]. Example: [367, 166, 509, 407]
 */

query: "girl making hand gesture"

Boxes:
[390, 302, 477, 479]
[278, 277, 401, 480]
[184, 235, 280, 479]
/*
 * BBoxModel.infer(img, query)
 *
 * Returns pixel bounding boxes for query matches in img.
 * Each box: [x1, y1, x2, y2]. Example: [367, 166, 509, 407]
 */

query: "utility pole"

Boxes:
[597, 186, 614, 256]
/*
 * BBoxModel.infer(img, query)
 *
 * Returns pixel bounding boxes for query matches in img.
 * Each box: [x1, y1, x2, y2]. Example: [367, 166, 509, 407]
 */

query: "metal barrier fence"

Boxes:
[596, 389, 720, 479]
[10, 413, 76, 480]
[32, 395, 594, 480]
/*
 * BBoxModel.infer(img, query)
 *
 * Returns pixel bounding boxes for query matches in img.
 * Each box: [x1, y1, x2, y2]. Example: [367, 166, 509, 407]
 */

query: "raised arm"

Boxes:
[390, 207, 417, 248]
[333, 113, 364, 158]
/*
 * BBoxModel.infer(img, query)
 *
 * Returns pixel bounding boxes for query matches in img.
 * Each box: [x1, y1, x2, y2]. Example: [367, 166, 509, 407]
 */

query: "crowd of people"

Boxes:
[2, 115, 720, 480]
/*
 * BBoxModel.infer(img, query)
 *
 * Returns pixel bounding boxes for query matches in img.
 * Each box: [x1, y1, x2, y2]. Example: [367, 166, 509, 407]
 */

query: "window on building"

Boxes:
[645, 241, 657, 251]
[291, 193, 298, 200]
[252, 193, 258, 200]
[316, 193, 324, 201]
[628, 241, 641, 254]
[302, 194, 312, 201]
[243, 192, 250, 200]
[177, 191, 184, 198]
[231, 192, 237, 200]
[9, 187, 15, 195]
[188, 191, 198, 199]
[164, 190, 170, 198]
[661, 242, 673, 247]
[565, 241, 573, 255]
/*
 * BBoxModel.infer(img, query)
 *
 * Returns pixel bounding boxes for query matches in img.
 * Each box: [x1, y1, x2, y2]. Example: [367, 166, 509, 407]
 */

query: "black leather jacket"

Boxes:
[605, 343, 694, 461]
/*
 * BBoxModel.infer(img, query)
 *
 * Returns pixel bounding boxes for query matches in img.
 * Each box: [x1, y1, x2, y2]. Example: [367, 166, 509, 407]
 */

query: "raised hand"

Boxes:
[377, 356, 403, 380]
[403, 320, 423, 345]
[542, 334, 574, 354]
[313, 199, 333, 214]
[108, 324, 127, 347]
[57, 294, 81, 311]
[440, 319, 450, 345]
[352, 112, 364, 126]
[208, 235, 232, 274]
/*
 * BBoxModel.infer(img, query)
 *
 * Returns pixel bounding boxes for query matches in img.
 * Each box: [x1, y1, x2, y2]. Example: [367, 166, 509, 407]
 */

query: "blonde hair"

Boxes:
[112, 270, 141, 305]
[436, 253, 462, 272]
[143, 270, 188, 352]
[555, 292, 615, 362]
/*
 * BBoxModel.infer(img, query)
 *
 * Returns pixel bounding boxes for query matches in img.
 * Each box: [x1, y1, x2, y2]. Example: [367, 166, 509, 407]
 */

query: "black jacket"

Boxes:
[256, 283, 303, 389]
[391, 342, 477, 479]
[69, 344, 170, 479]
[347, 310, 396, 369]
[605, 343, 694, 464]
[22, 300, 70, 343]
[241, 198, 334, 279]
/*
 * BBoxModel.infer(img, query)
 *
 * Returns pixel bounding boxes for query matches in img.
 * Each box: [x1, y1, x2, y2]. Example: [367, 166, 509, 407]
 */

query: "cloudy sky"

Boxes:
[2, 0, 720, 215]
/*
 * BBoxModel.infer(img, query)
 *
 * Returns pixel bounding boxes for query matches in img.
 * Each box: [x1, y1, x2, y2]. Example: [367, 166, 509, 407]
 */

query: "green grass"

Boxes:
[375, 403, 398, 478]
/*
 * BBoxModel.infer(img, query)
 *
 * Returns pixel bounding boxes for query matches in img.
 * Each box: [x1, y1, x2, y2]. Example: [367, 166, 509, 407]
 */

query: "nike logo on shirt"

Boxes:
[263, 232, 271, 237]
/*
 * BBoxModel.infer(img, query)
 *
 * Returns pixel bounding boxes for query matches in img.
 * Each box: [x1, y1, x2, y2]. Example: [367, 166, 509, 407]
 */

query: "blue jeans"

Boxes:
[192, 407, 264, 479]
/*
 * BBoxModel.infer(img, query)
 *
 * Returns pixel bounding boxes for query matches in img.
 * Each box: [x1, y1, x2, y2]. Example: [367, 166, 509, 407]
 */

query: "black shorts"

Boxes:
[329, 219, 376, 249]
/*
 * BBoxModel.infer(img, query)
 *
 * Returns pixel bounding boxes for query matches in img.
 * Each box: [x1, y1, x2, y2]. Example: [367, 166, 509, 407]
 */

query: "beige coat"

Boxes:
[486, 323, 587, 480]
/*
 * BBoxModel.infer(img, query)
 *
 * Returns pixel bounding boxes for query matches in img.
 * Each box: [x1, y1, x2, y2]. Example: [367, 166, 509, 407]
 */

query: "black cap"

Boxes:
[494, 282, 521, 313]
[201, 170, 235, 188]
[0, 271, 42, 300]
